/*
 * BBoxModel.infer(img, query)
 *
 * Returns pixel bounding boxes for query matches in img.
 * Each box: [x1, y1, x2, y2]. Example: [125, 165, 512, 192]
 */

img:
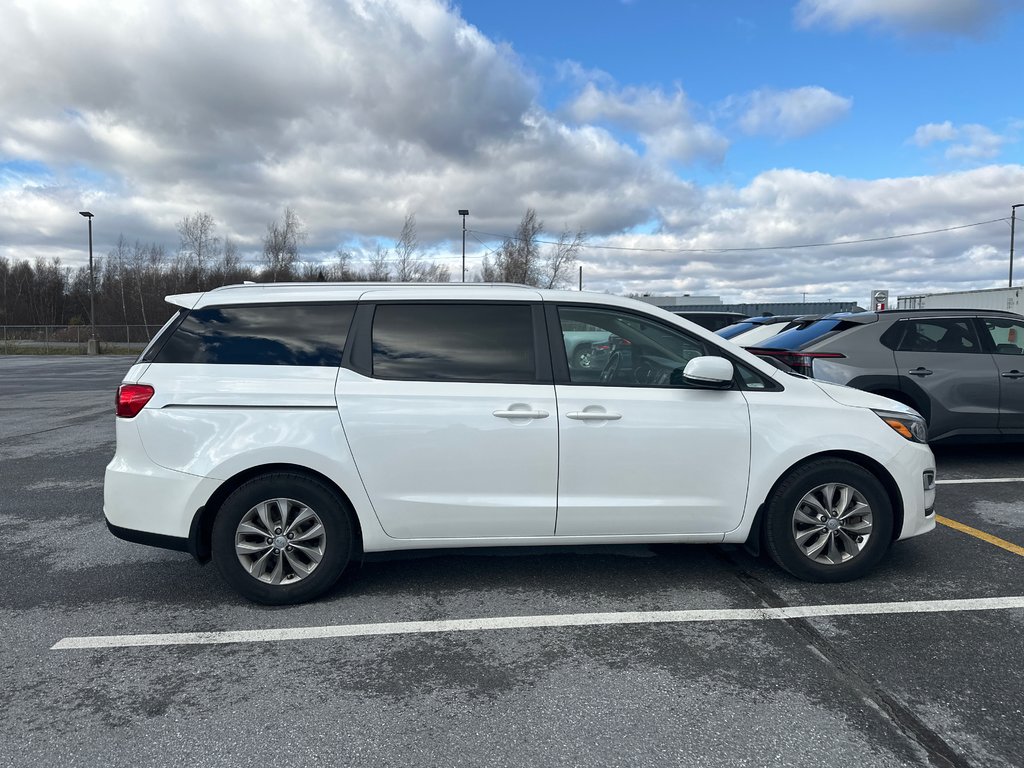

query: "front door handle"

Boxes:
[566, 411, 622, 421]
[493, 408, 549, 419]
[1001, 370, 1024, 379]
[908, 367, 933, 377]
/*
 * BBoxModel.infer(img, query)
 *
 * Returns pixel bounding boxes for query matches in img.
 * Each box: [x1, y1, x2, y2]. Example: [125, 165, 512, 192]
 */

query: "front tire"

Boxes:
[764, 459, 893, 582]
[212, 473, 354, 604]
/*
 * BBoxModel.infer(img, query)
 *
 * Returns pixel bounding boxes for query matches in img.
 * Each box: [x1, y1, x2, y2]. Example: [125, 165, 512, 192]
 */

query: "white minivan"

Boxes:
[105, 283, 936, 604]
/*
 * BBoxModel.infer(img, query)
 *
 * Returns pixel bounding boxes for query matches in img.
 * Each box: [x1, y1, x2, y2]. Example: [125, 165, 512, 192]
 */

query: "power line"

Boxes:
[468, 217, 1009, 255]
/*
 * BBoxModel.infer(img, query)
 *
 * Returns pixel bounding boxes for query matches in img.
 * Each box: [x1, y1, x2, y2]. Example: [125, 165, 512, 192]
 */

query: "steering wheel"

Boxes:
[599, 351, 621, 383]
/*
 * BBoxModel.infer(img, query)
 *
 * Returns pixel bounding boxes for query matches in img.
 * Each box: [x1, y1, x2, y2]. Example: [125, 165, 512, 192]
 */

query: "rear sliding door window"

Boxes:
[153, 303, 354, 365]
[371, 304, 535, 382]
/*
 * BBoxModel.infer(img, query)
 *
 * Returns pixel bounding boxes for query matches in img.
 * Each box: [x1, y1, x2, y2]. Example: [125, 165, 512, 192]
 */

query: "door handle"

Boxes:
[1001, 371, 1024, 379]
[566, 411, 622, 421]
[908, 367, 933, 377]
[493, 409, 549, 419]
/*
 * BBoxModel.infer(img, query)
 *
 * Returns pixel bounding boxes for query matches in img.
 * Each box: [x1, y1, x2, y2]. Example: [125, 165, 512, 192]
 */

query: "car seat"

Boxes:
[936, 327, 973, 352]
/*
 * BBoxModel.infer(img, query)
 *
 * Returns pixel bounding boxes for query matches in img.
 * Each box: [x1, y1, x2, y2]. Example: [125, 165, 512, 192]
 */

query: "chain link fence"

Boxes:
[0, 325, 158, 355]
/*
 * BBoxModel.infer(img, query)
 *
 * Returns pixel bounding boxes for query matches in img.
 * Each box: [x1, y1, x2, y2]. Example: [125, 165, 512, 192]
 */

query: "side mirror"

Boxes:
[671, 356, 735, 389]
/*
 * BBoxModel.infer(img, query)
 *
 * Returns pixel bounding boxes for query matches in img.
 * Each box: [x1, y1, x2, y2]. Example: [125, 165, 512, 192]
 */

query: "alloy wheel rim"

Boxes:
[791, 483, 873, 565]
[234, 497, 327, 584]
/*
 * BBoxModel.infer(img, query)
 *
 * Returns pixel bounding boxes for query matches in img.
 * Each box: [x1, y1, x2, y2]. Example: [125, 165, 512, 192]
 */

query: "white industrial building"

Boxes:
[896, 286, 1024, 313]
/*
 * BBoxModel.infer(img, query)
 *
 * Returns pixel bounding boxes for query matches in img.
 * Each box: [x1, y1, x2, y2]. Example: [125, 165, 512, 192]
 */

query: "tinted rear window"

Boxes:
[154, 303, 353, 365]
[756, 319, 849, 350]
[372, 303, 535, 382]
[717, 321, 758, 339]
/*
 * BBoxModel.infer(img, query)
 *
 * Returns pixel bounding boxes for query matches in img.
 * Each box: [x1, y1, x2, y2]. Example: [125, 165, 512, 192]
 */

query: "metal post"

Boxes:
[459, 209, 469, 282]
[80, 211, 98, 355]
[579, 265, 583, 291]
[1011, 204, 1023, 288]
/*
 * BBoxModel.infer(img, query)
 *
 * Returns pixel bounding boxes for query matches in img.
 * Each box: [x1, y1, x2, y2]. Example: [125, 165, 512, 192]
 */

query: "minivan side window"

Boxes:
[558, 306, 709, 386]
[889, 319, 979, 354]
[371, 303, 536, 382]
[153, 303, 354, 366]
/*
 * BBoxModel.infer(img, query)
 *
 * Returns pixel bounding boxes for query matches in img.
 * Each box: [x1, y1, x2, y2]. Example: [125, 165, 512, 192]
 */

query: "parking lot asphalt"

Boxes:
[2, 356, 1022, 767]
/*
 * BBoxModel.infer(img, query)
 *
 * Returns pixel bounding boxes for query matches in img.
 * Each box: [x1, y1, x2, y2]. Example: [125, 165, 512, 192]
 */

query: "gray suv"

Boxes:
[750, 309, 1024, 441]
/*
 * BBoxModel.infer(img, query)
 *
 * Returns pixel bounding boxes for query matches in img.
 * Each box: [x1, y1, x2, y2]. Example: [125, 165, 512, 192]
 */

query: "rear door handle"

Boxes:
[1001, 371, 1024, 379]
[493, 409, 549, 419]
[566, 411, 622, 421]
[908, 367, 933, 377]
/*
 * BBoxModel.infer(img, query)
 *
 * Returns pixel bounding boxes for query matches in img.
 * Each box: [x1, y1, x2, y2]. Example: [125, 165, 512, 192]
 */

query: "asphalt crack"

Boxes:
[718, 548, 975, 768]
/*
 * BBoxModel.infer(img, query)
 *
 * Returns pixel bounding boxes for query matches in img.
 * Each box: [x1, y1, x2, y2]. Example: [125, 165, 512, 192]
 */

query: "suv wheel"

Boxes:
[764, 459, 893, 582]
[212, 473, 354, 604]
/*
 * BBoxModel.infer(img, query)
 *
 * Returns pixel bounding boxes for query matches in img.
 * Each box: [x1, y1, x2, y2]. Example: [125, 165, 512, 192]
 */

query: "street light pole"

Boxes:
[458, 209, 469, 282]
[79, 211, 97, 355]
[1011, 204, 1024, 288]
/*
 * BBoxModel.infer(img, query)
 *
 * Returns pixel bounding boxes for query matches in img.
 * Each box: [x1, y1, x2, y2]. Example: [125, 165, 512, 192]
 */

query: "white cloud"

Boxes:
[794, 0, 1016, 37]
[910, 121, 959, 146]
[735, 86, 852, 139]
[0, 0, 1021, 307]
[585, 164, 1024, 303]
[908, 121, 1012, 160]
[565, 83, 729, 164]
[945, 124, 1007, 159]
[0, 0, 700, 256]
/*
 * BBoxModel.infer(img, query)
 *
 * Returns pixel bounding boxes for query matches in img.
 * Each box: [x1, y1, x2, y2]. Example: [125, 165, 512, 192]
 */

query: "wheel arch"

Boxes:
[746, 450, 905, 552]
[187, 463, 364, 563]
[848, 374, 930, 423]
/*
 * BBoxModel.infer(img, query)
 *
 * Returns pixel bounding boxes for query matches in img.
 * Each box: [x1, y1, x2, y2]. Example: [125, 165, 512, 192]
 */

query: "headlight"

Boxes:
[873, 409, 928, 443]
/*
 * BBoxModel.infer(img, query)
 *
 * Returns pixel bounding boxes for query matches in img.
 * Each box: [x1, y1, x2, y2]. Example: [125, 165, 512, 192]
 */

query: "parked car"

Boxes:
[718, 314, 820, 347]
[672, 310, 748, 331]
[106, 284, 935, 604]
[749, 308, 1024, 441]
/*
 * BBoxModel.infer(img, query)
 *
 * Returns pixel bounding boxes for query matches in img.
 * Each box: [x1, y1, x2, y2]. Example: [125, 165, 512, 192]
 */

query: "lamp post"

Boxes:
[458, 209, 469, 282]
[79, 211, 98, 355]
[1011, 204, 1024, 288]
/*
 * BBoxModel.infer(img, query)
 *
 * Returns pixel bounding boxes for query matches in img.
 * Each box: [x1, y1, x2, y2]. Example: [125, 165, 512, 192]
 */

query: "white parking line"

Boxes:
[51, 596, 1024, 650]
[937, 477, 1024, 484]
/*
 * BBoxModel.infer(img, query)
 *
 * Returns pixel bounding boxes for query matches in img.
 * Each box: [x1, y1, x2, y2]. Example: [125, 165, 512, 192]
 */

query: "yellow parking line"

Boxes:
[936, 515, 1024, 557]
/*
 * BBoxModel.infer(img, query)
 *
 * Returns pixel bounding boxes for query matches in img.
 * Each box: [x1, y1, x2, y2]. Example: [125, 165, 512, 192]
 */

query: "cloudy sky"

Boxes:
[2, 0, 1023, 304]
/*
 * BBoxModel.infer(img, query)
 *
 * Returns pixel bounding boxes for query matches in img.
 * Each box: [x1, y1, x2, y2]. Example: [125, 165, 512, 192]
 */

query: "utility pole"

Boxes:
[1011, 204, 1024, 288]
[458, 209, 469, 282]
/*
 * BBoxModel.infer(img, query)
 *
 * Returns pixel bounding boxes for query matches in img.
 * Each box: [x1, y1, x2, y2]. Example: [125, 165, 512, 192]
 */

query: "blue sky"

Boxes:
[458, 0, 1022, 183]
[1, 0, 1022, 303]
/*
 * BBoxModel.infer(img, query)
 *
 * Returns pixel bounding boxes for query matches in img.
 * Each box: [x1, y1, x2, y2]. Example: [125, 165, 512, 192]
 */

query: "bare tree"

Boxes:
[390, 213, 452, 282]
[261, 207, 306, 281]
[335, 248, 352, 281]
[543, 225, 586, 289]
[481, 209, 586, 288]
[481, 208, 543, 285]
[177, 211, 220, 289]
[366, 245, 391, 282]
[393, 214, 419, 282]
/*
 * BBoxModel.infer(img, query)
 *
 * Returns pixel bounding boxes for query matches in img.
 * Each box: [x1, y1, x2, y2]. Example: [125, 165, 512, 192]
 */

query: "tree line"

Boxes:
[0, 208, 585, 328]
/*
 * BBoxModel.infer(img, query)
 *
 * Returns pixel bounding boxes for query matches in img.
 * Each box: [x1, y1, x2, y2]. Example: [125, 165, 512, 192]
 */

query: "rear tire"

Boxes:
[212, 473, 354, 605]
[764, 459, 893, 582]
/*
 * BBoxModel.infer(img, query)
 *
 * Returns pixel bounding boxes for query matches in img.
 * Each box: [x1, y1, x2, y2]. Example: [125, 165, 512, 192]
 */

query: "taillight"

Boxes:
[751, 350, 845, 377]
[116, 384, 155, 418]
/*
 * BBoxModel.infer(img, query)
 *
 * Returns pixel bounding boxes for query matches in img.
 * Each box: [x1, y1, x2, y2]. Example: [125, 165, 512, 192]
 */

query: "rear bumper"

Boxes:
[105, 519, 189, 554]
[104, 419, 220, 549]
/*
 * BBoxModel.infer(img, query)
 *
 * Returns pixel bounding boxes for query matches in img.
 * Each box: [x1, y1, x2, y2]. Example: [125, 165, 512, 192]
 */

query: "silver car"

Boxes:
[749, 309, 1024, 441]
